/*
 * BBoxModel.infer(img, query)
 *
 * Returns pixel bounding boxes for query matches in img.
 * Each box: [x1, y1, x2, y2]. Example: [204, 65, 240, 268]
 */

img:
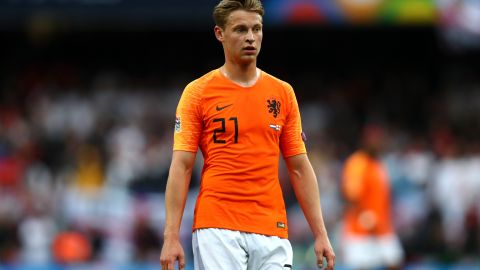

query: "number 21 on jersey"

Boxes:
[212, 117, 238, 144]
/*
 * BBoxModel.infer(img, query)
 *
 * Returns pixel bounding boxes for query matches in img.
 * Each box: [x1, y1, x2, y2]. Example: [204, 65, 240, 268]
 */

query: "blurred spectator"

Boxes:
[52, 230, 92, 264]
[73, 143, 105, 193]
[132, 215, 162, 262]
[0, 220, 20, 263]
[340, 124, 404, 270]
[18, 207, 56, 264]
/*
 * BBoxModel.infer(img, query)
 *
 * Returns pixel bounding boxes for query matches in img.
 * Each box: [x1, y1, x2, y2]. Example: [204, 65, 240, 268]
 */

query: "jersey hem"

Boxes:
[173, 147, 198, 153]
[282, 150, 307, 159]
[193, 225, 289, 239]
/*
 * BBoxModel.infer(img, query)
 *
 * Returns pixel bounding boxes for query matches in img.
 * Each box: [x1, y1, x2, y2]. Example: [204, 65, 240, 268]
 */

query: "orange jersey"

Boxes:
[174, 69, 306, 238]
[342, 151, 393, 236]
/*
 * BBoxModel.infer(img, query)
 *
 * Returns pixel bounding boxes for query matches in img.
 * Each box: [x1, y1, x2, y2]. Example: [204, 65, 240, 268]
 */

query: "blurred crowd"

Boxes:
[0, 57, 479, 269]
[0, 65, 184, 267]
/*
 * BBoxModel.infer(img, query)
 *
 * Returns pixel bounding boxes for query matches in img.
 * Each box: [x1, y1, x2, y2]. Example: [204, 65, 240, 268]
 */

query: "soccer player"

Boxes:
[159, 0, 335, 269]
[341, 124, 404, 270]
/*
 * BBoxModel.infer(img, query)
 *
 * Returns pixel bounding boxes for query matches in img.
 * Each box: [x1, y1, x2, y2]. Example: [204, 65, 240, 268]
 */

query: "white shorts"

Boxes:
[341, 233, 404, 269]
[192, 228, 293, 270]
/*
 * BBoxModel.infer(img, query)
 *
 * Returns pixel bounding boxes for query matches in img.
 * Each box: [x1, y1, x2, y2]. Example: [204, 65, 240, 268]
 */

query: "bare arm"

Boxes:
[285, 153, 335, 270]
[160, 150, 196, 270]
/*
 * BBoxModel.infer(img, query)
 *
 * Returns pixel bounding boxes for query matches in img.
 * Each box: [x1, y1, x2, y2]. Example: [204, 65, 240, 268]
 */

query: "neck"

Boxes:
[221, 61, 259, 87]
[363, 147, 379, 158]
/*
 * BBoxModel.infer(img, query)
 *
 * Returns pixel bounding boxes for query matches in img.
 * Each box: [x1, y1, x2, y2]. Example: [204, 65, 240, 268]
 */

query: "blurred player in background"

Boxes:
[159, 0, 335, 269]
[341, 124, 404, 270]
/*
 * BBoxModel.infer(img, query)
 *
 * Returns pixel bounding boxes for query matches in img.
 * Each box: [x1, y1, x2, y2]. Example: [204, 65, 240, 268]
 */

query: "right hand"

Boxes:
[160, 237, 185, 270]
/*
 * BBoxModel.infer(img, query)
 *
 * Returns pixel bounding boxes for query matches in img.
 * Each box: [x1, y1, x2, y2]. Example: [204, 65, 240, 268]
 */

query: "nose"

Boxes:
[246, 29, 255, 43]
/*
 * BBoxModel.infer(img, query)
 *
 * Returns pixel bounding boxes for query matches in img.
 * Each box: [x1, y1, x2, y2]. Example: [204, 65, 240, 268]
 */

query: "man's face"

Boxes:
[215, 10, 263, 65]
[363, 125, 386, 155]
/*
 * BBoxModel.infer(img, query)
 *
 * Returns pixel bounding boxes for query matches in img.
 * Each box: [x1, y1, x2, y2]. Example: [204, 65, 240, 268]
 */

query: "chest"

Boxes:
[201, 85, 288, 144]
[365, 162, 390, 192]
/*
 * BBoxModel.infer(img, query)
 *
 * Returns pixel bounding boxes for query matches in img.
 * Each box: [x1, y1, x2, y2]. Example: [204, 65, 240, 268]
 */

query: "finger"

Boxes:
[315, 249, 323, 269]
[317, 257, 323, 269]
[179, 254, 186, 270]
[167, 261, 174, 270]
[326, 253, 336, 270]
[160, 257, 170, 270]
[159, 255, 166, 269]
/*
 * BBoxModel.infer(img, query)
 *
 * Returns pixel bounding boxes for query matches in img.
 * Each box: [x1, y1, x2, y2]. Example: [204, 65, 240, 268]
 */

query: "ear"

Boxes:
[214, 25, 224, 42]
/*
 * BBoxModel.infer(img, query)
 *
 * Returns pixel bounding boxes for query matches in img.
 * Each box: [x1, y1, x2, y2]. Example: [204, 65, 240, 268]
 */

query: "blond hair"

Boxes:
[213, 0, 264, 29]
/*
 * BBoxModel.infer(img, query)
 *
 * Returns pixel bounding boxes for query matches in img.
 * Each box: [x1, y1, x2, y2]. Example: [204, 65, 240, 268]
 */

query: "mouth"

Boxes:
[243, 46, 256, 54]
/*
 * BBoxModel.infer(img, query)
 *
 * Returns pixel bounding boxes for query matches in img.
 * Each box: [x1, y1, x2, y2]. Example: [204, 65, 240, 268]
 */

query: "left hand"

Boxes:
[313, 235, 335, 270]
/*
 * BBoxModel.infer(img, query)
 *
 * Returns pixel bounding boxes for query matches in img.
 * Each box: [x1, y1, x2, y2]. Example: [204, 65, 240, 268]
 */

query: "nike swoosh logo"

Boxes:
[216, 104, 232, 111]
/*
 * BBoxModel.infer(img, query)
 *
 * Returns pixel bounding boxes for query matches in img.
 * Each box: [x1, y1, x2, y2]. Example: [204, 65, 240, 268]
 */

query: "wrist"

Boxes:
[312, 226, 328, 239]
[163, 231, 180, 240]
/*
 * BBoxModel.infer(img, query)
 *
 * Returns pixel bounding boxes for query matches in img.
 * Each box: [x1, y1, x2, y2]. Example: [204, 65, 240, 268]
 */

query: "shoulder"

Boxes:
[345, 151, 370, 169]
[261, 71, 294, 92]
[184, 69, 219, 96]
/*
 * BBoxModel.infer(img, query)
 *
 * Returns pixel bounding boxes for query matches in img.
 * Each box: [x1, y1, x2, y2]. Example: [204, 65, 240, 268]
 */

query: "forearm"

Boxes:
[287, 155, 328, 238]
[163, 154, 194, 239]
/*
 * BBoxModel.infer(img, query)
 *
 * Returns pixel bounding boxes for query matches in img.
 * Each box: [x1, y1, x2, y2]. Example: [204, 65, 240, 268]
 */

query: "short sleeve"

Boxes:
[280, 83, 307, 158]
[173, 81, 203, 153]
